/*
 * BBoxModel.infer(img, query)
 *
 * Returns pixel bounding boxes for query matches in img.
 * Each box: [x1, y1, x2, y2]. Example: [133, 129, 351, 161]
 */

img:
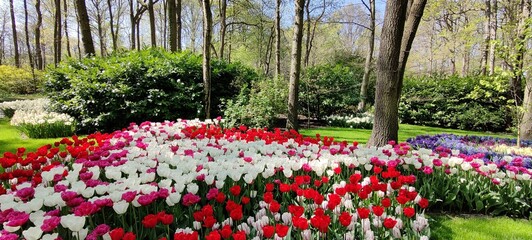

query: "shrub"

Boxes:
[399, 75, 511, 132]
[300, 59, 373, 120]
[0, 65, 43, 94]
[44, 49, 258, 133]
[223, 78, 287, 128]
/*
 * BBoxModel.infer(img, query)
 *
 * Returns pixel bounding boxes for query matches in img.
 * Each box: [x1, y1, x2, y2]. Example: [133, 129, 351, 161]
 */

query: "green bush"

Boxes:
[223, 78, 287, 128]
[300, 57, 373, 120]
[44, 49, 258, 132]
[399, 75, 511, 132]
[0, 65, 43, 94]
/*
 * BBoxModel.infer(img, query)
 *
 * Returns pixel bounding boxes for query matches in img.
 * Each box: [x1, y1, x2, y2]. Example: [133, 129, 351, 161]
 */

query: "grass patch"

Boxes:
[428, 214, 532, 240]
[0, 118, 64, 154]
[300, 124, 515, 144]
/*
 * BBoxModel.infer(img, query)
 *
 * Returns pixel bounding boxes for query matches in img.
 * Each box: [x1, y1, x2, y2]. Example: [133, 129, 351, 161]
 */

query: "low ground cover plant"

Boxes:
[0, 119, 529, 239]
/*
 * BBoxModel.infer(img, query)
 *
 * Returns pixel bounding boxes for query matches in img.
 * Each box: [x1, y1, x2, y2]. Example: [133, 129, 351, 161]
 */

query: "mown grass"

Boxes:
[0, 118, 64, 154]
[300, 124, 515, 144]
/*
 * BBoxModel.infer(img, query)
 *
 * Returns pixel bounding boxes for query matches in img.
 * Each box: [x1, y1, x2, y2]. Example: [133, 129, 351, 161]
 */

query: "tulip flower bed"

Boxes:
[0, 119, 434, 239]
[0, 120, 530, 239]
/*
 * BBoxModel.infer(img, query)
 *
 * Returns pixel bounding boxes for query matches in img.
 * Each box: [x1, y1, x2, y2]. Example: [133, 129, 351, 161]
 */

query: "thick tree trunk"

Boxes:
[396, 0, 427, 99]
[130, 0, 136, 50]
[286, 0, 305, 130]
[367, 0, 409, 147]
[177, 0, 182, 51]
[520, 79, 532, 141]
[64, 0, 72, 57]
[219, 0, 227, 60]
[488, 0, 497, 75]
[202, 0, 213, 119]
[149, 0, 157, 47]
[76, 0, 96, 56]
[35, 0, 43, 69]
[168, 0, 177, 51]
[9, 0, 20, 67]
[54, 0, 62, 65]
[358, 0, 375, 112]
[275, 0, 281, 80]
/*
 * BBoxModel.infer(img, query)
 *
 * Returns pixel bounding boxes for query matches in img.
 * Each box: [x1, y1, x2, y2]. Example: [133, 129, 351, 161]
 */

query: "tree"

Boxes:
[90, 0, 108, 56]
[219, 0, 228, 60]
[286, 0, 305, 130]
[274, 0, 282, 79]
[107, 0, 118, 51]
[23, 0, 36, 89]
[366, 0, 409, 147]
[9, 0, 20, 67]
[76, 0, 96, 56]
[521, 78, 532, 140]
[177, 0, 182, 50]
[54, 0, 62, 65]
[168, 0, 177, 51]
[357, 0, 375, 111]
[64, 0, 72, 57]
[202, 0, 213, 118]
[488, 0, 497, 75]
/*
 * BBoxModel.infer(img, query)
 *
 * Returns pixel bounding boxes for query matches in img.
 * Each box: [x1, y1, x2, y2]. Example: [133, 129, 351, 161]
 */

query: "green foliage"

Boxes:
[0, 65, 43, 94]
[300, 57, 373, 120]
[44, 49, 258, 133]
[223, 78, 287, 128]
[400, 75, 511, 132]
[17, 122, 77, 139]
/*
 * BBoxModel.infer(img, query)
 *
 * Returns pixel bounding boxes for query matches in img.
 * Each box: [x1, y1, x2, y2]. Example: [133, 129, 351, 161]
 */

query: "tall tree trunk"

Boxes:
[177, 0, 182, 50]
[9, 0, 20, 67]
[107, 0, 118, 52]
[34, 0, 43, 69]
[520, 78, 532, 140]
[202, 0, 213, 119]
[130, 0, 136, 50]
[23, 0, 36, 92]
[148, 0, 156, 47]
[304, 0, 326, 67]
[93, 0, 106, 56]
[275, 0, 281, 80]
[304, 0, 311, 67]
[358, 0, 376, 112]
[76, 0, 96, 56]
[54, 0, 62, 65]
[168, 0, 177, 51]
[488, 0, 497, 75]
[480, 0, 490, 75]
[510, 0, 531, 106]
[286, 0, 306, 130]
[367, 0, 409, 147]
[396, 0, 427, 99]
[64, 0, 72, 57]
[219, 0, 227, 60]
[0, 15, 6, 65]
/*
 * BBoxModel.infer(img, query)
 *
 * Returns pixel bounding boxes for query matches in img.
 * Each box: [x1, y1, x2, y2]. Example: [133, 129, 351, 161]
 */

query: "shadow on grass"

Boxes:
[428, 213, 454, 240]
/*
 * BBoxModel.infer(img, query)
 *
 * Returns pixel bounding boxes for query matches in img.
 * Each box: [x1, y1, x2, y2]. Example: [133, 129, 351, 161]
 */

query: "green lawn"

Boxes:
[0, 118, 64, 154]
[300, 124, 515, 144]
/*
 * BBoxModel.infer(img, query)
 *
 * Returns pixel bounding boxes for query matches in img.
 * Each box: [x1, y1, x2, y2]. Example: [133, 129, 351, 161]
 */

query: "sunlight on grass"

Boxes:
[0, 118, 64, 154]
[429, 214, 532, 240]
[300, 124, 515, 144]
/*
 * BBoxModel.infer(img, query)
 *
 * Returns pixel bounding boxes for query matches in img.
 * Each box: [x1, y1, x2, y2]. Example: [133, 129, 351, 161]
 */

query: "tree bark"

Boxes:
[219, 0, 227, 60]
[148, 0, 157, 47]
[367, 0, 409, 147]
[130, 0, 136, 49]
[286, 0, 306, 130]
[275, 0, 281, 80]
[34, 0, 43, 69]
[480, 0, 490, 75]
[76, 0, 96, 56]
[510, 0, 530, 106]
[357, 0, 375, 112]
[64, 0, 72, 57]
[9, 0, 20, 67]
[396, 0, 427, 100]
[202, 0, 213, 119]
[488, 0, 497, 75]
[520, 78, 532, 140]
[177, 0, 182, 51]
[23, 0, 36, 92]
[168, 0, 177, 51]
[107, 0, 118, 52]
[54, 0, 62, 65]
[92, 0, 107, 56]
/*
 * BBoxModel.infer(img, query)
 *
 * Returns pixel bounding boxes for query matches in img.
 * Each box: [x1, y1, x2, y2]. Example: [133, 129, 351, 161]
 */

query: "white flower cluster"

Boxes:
[10, 110, 75, 126]
[0, 98, 50, 113]
[327, 112, 374, 129]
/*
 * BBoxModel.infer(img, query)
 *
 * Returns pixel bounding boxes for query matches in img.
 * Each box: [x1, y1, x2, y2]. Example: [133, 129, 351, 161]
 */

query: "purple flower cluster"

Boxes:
[407, 134, 532, 169]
